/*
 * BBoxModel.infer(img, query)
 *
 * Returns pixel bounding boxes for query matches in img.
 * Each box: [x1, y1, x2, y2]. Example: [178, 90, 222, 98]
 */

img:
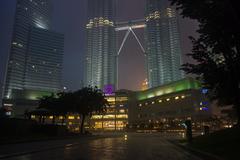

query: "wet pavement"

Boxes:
[0, 133, 203, 160]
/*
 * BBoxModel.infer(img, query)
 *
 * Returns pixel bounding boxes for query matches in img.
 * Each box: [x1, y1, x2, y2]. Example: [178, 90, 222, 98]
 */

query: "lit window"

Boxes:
[119, 109, 125, 113]
[17, 43, 23, 47]
[116, 114, 128, 119]
[103, 115, 115, 119]
[92, 115, 102, 119]
[68, 116, 75, 120]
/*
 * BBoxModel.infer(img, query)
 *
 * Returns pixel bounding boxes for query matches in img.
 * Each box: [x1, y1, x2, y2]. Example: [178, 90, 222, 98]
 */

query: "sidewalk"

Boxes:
[169, 140, 223, 160]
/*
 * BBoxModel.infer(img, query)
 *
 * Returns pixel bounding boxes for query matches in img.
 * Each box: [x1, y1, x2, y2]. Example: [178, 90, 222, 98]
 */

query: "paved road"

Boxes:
[0, 133, 203, 160]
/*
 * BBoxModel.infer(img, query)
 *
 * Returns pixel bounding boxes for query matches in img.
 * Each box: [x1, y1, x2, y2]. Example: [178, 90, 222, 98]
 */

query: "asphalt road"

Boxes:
[0, 133, 203, 160]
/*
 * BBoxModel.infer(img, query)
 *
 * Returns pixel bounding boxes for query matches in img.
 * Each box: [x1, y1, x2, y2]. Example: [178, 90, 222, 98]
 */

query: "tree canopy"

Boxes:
[169, 0, 240, 123]
[36, 86, 108, 133]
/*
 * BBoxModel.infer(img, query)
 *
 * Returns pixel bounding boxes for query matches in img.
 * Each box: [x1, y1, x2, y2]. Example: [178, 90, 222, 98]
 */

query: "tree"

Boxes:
[38, 93, 69, 125]
[36, 87, 108, 133]
[168, 0, 240, 124]
[71, 87, 108, 134]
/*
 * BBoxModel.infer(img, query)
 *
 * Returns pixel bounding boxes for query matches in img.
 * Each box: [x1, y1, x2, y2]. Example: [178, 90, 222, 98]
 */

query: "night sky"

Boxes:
[0, 0, 198, 93]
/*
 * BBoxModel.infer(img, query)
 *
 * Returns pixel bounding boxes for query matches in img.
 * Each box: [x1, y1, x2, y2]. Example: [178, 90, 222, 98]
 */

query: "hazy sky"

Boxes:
[0, 0, 198, 93]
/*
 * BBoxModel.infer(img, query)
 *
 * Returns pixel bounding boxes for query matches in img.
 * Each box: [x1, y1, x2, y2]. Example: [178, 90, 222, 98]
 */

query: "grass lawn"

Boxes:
[188, 127, 240, 160]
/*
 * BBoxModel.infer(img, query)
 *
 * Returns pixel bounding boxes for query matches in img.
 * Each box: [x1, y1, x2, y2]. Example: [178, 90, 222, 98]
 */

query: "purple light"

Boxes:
[103, 84, 114, 95]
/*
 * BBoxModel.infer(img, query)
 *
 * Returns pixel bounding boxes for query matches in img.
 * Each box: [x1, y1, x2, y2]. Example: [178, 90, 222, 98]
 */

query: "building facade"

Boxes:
[145, 0, 183, 88]
[29, 78, 233, 132]
[88, 78, 212, 132]
[3, 0, 64, 116]
[89, 90, 129, 131]
[84, 0, 117, 90]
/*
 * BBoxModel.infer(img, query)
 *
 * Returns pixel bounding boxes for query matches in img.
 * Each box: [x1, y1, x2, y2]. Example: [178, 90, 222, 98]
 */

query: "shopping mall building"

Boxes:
[88, 77, 212, 132]
[29, 78, 222, 132]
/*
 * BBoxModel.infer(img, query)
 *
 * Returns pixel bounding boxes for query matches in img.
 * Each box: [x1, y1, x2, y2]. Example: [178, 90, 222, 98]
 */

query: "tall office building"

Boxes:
[84, 0, 117, 90]
[3, 0, 64, 114]
[145, 0, 183, 88]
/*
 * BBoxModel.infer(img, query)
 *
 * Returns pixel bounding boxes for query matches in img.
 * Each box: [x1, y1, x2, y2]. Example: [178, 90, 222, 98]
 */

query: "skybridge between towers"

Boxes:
[115, 19, 146, 56]
[115, 19, 146, 89]
[115, 19, 146, 31]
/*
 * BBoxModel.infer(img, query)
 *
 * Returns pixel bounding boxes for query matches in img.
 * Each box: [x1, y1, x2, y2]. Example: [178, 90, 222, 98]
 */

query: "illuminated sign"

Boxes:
[104, 84, 114, 95]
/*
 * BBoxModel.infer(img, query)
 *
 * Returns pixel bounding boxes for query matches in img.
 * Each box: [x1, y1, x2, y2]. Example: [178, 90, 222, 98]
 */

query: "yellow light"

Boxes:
[175, 96, 179, 100]
[124, 134, 128, 141]
[106, 97, 115, 102]
[181, 95, 185, 99]
[69, 122, 73, 125]
[59, 116, 64, 120]
[49, 116, 53, 119]
[158, 100, 162, 103]
[139, 104, 142, 107]
[116, 97, 128, 102]
[116, 114, 128, 119]
[92, 115, 102, 119]
[119, 109, 125, 113]
[152, 101, 155, 104]
[103, 115, 115, 119]
[68, 116, 75, 120]
[31, 115, 35, 119]
[166, 98, 170, 101]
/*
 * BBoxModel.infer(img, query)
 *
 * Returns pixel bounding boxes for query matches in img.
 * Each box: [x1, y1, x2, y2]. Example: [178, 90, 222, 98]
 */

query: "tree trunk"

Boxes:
[80, 114, 85, 134]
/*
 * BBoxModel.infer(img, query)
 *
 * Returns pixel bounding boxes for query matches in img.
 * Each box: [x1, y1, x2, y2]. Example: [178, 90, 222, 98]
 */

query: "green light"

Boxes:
[136, 78, 201, 101]
[147, 94, 155, 98]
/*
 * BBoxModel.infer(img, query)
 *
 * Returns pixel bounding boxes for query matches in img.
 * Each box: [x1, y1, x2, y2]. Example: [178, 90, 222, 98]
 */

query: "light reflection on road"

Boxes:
[2, 133, 203, 160]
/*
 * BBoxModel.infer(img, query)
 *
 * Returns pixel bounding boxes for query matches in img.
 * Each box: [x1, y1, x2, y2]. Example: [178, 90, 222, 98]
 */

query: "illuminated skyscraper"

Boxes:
[84, 0, 117, 90]
[3, 0, 64, 100]
[145, 0, 183, 88]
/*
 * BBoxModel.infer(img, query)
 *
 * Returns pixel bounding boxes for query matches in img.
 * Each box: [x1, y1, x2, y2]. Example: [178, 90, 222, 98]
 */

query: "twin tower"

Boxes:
[84, 0, 184, 91]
